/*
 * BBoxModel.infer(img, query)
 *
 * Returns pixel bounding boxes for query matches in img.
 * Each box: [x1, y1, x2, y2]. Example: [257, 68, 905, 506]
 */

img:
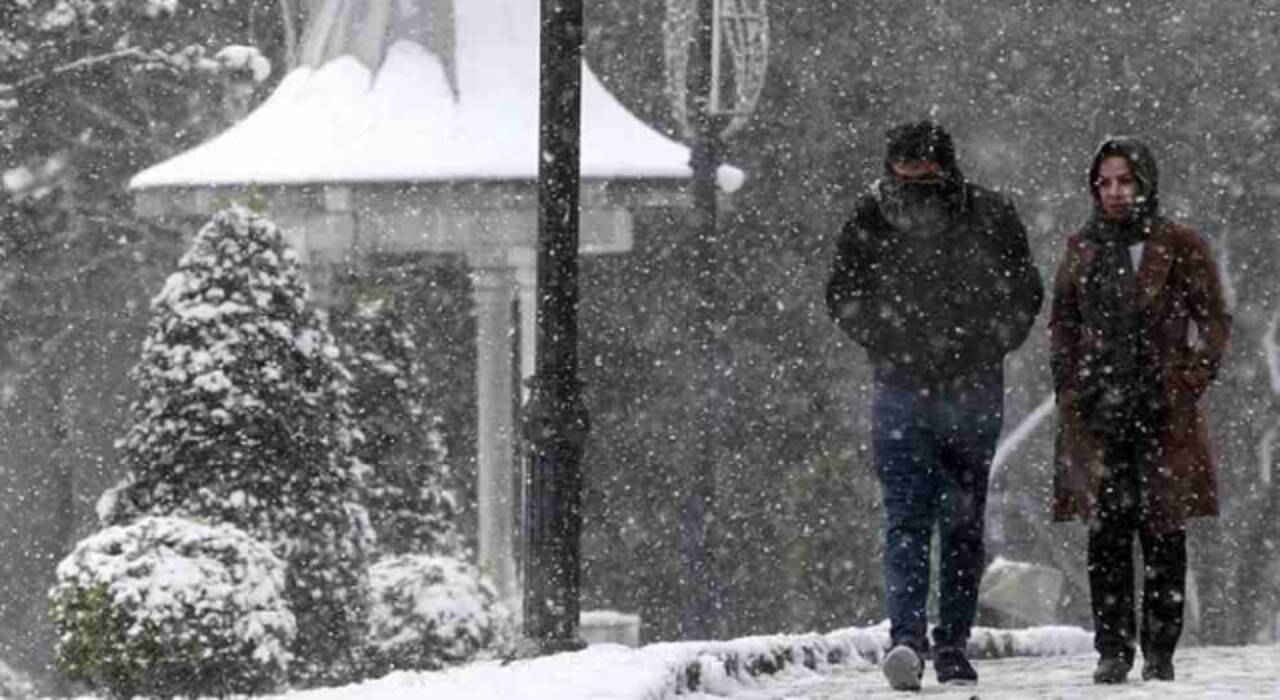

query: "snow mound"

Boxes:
[364, 554, 512, 674]
[51, 516, 294, 697]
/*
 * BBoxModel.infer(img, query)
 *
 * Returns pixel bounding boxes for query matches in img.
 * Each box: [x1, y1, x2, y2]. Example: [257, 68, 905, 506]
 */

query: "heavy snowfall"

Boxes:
[1, 0, 1278, 698]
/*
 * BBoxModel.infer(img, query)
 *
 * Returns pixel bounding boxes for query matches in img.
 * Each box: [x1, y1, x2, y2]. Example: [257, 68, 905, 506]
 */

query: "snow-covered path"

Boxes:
[46, 627, 1267, 700]
[712, 645, 1280, 699]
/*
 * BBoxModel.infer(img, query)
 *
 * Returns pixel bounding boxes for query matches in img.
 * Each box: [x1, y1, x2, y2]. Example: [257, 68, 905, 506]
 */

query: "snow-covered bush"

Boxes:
[363, 554, 512, 675]
[332, 294, 460, 557]
[50, 516, 293, 699]
[100, 205, 373, 684]
[215, 44, 271, 83]
[0, 658, 35, 700]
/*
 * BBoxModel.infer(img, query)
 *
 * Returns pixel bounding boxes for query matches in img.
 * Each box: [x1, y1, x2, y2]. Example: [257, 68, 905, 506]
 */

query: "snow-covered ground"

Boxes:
[720, 644, 1280, 699]
[244, 629, 1278, 700]
[43, 624, 1277, 699]
[239, 624, 1086, 700]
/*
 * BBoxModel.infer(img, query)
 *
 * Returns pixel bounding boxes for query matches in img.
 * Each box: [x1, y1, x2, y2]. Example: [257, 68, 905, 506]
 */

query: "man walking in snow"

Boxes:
[1049, 138, 1230, 684]
[825, 120, 1043, 690]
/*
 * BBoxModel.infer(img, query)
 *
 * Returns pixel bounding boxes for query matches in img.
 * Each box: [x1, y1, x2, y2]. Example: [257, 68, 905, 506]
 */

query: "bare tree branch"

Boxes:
[1265, 306, 1280, 396]
[64, 89, 146, 137]
[0, 48, 147, 97]
[0, 324, 75, 409]
[280, 0, 300, 70]
[0, 47, 195, 98]
[1261, 422, 1278, 487]
[1217, 229, 1240, 311]
[992, 393, 1056, 480]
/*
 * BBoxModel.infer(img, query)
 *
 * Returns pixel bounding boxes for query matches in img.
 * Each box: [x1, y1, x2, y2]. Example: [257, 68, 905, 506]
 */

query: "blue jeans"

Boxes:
[871, 366, 1003, 650]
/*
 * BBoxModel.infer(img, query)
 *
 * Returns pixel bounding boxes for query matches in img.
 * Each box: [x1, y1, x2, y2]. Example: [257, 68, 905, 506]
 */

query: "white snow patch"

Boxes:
[217, 45, 271, 83]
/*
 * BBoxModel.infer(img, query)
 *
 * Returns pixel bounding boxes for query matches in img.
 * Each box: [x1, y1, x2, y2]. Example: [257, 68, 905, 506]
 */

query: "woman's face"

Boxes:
[1096, 155, 1137, 221]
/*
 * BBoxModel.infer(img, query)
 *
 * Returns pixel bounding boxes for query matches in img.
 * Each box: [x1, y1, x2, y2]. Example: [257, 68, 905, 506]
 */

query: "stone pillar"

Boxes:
[469, 265, 519, 610]
[291, 185, 358, 306]
[511, 247, 538, 401]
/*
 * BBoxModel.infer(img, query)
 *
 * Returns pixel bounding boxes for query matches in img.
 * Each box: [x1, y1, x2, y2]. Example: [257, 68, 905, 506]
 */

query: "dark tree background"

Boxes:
[0, 1, 290, 692]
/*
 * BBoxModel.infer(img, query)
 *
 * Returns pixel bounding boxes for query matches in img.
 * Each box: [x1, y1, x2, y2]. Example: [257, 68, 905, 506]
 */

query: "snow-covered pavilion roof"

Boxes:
[131, 0, 743, 190]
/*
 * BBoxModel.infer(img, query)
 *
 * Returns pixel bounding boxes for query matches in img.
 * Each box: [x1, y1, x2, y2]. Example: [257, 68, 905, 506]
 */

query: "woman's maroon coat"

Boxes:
[1050, 220, 1231, 532]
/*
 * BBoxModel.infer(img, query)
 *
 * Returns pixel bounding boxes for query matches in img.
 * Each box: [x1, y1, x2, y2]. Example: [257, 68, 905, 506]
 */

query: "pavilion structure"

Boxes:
[131, 0, 742, 613]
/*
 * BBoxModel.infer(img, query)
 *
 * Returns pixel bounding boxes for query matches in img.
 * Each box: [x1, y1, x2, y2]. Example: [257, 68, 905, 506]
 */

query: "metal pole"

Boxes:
[683, 0, 722, 641]
[522, 0, 588, 653]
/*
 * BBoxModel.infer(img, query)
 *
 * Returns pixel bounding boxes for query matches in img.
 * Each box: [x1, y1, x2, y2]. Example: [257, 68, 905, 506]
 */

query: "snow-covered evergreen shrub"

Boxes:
[363, 554, 511, 675]
[50, 516, 293, 699]
[100, 205, 373, 684]
[332, 294, 460, 556]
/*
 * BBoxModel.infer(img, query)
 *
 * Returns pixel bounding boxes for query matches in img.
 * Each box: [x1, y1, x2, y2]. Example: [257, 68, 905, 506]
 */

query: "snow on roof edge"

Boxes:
[129, 41, 746, 194]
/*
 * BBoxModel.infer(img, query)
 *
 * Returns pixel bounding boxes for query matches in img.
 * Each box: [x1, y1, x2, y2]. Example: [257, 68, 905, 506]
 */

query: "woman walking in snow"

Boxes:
[1049, 137, 1231, 684]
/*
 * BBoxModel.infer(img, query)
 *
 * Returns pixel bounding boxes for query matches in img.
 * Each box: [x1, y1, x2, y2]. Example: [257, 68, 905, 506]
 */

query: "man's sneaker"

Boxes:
[1142, 652, 1175, 681]
[882, 644, 924, 691]
[933, 646, 977, 685]
[1093, 656, 1132, 684]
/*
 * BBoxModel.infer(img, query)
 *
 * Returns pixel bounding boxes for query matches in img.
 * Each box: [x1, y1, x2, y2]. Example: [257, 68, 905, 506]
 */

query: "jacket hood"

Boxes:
[1088, 137, 1160, 220]
[883, 120, 966, 190]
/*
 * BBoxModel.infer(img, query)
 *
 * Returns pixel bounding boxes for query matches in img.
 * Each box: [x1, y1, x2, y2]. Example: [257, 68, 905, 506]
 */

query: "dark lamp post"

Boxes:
[682, 0, 729, 643]
[665, 0, 765, 640]
[522, 0, 589, 653]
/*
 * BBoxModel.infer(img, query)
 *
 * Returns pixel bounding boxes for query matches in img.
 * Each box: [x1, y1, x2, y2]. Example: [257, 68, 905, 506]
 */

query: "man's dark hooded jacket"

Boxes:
[825, 125, 1044, 384]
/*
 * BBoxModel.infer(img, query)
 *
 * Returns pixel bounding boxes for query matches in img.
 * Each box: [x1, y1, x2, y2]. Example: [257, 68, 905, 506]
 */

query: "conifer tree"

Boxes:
[101, 205, 372, 684]
[331, 293, 460, 557]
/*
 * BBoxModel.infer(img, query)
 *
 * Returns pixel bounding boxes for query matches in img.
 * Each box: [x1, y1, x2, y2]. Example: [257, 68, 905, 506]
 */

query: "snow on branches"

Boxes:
[0, 0, 274, 206]
[35, 0, 182, 31]
[332, 294, 461, 558]
[52, 516, 294, 698]
[364, 554, 512, 675]
[0, 0, 271, 90]
[101, 205, 373, 685]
